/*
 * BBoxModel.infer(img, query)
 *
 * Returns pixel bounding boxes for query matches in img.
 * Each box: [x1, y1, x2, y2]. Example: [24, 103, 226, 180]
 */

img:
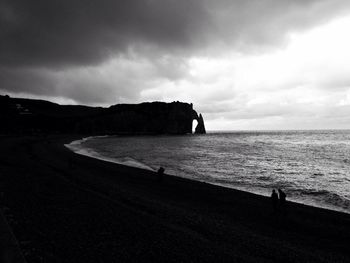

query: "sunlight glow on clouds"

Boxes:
[139, 14, 350, 130]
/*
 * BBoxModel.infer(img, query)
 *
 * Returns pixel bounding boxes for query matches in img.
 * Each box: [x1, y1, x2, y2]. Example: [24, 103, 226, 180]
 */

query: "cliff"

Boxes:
[0, 95, 206, 135]
[195, 113, 206, 134]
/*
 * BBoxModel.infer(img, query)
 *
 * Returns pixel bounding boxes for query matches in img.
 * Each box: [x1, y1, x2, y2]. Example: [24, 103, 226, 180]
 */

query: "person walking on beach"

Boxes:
[271, 189, 279, 212]
[278, 189, 287, 211]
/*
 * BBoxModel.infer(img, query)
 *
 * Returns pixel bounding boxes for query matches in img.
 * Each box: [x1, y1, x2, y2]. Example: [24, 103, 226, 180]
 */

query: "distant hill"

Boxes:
[0, 95, 206, 135]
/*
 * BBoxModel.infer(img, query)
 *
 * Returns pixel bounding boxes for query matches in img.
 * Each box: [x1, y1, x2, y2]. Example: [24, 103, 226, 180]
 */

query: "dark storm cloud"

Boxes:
[0, 0, 210, 68]
[1, 0, 350, 105]
[0, 60, 161, 104]
[2, 0, 350, 68]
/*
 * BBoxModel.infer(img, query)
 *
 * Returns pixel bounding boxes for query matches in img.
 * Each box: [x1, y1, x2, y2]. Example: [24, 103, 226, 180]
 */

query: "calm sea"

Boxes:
[66, 130, 350, 213]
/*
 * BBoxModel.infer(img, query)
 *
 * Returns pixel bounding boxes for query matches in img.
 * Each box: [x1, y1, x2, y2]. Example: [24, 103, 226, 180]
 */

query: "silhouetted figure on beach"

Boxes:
[157, 167, 165, 182]
[278, 189, 287, 211]
[271, 189, 279, 212]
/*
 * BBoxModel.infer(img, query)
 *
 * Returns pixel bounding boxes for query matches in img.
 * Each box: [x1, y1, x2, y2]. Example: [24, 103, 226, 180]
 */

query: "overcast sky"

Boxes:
[2, 0, 350, 130]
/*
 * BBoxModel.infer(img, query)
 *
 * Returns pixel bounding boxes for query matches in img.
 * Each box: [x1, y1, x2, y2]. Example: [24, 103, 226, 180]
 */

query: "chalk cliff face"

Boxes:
[0, 95, 206, 135]
[84, 101, 206, 134]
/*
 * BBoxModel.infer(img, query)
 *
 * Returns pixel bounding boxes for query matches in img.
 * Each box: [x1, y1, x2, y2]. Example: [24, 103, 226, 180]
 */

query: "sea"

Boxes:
[66, 130, 350, 214]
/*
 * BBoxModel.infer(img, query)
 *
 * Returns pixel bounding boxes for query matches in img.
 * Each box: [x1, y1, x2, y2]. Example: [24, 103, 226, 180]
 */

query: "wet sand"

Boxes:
[0, 135, 349, 262]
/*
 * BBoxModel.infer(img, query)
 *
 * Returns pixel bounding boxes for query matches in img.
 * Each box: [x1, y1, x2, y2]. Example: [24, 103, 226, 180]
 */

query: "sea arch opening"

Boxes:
[192, 119, 198, 134]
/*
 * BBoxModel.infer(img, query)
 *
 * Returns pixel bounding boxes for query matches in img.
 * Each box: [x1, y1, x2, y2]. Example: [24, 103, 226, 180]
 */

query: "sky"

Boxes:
[2, 0, 350, 130]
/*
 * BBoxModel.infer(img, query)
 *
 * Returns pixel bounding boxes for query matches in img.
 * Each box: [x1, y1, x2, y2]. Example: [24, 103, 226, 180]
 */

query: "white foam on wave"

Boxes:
[65, 137, 155, 172]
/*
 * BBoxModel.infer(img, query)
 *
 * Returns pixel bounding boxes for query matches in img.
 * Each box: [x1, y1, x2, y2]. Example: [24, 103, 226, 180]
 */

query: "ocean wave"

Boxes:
[64, 135, 109, 149]
[256, 176, 272, 181]
[298, 189, 329, 196]
[292, 189, 350, 211]
[112, 157, 155, 171]
[323, 192, 350, 210]
[311, 173, 324, 177]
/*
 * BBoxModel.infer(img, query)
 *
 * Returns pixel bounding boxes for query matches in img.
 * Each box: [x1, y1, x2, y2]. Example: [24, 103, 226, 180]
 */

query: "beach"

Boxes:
[0, 135, 349, 262]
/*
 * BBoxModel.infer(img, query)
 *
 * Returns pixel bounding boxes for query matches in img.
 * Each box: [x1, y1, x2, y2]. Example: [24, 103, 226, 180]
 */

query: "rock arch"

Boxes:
[192, 111, 206, 134]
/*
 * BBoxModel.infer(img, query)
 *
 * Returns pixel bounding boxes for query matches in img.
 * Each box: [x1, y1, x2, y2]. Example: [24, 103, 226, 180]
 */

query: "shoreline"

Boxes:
[0, 134, 349, 262]
[66, 135, 350, 215]
[64, 136, 156, 171]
